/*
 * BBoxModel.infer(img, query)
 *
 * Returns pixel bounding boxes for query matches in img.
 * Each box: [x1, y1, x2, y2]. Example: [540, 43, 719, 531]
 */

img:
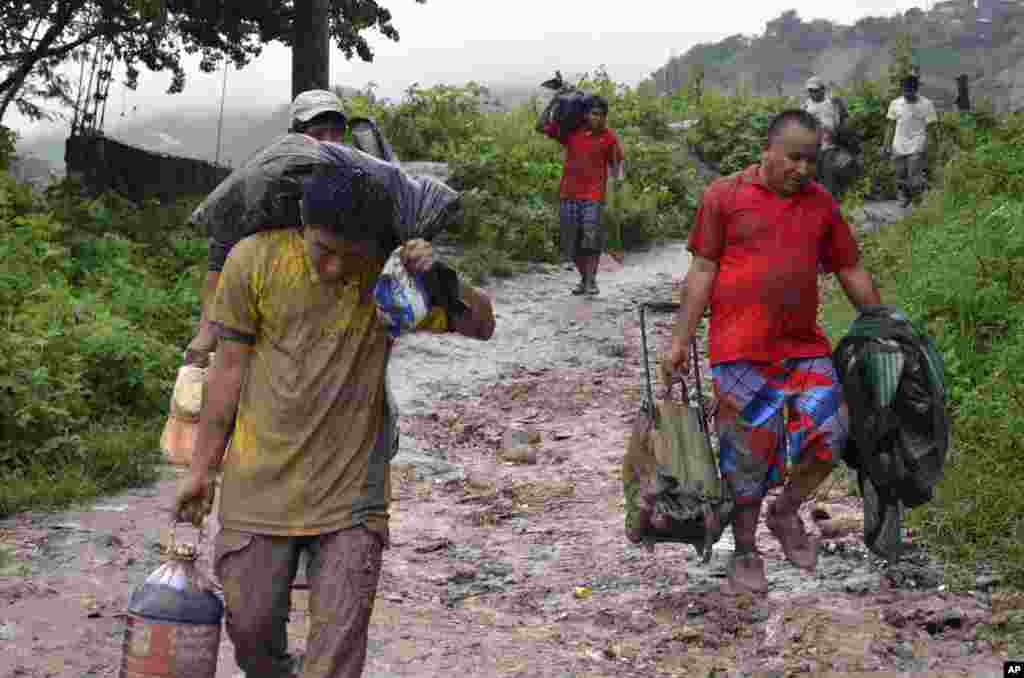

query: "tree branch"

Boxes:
[0, 27, 104, 64]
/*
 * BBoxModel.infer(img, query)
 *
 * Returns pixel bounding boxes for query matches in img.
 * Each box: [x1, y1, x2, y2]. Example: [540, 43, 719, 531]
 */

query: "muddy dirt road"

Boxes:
[0, 237, 1017, 677]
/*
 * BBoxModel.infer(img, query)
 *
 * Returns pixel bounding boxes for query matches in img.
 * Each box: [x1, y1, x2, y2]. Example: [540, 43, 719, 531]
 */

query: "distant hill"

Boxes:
[649, 2, 1024, 111]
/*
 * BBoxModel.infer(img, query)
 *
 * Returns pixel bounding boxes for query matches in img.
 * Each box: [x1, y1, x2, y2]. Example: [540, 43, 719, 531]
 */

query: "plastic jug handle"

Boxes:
[167, 519, 207, 561]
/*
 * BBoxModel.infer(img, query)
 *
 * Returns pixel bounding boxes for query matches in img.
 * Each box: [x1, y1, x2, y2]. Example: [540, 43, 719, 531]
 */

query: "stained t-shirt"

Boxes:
[210, 229, 447, 537]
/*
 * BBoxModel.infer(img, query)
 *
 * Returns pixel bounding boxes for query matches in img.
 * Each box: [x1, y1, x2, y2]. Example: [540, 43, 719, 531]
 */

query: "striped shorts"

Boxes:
[712, 357, 849, 504]
[559, 199, 605, 260]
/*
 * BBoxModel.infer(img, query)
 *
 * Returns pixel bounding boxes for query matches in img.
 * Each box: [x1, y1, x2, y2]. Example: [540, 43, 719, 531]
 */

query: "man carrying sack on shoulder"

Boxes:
[173, 163, 494, 678]
[537, 94, 625, 296]
[664, 110, 882, 595]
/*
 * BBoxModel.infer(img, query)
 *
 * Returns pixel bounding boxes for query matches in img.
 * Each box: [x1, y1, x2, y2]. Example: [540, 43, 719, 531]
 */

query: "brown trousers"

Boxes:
[214, 526, 384, 678]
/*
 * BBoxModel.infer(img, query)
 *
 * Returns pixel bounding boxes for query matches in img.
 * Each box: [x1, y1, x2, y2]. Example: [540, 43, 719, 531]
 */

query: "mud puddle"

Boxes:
[0, 233, 1017, 677]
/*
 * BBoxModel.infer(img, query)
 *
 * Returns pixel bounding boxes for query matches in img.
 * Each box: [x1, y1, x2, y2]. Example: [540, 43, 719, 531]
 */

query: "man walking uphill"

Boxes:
[665, 110, 881, 595]
[173, 164, 495, 678]
[537, 94, 624, 296]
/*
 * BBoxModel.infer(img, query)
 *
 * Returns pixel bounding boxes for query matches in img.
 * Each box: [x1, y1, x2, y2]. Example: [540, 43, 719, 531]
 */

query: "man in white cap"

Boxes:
[801, 76, 844, 196]
[183, 89, 349, 366]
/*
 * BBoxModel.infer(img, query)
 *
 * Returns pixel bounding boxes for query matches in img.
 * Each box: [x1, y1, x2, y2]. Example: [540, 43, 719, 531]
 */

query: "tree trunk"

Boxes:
[292, 0, 330, 100]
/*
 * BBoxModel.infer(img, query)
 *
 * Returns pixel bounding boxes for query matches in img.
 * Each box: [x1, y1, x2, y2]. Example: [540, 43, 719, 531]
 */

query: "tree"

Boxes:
[887, 31, 917, 99]
[0, 0, 425, 124]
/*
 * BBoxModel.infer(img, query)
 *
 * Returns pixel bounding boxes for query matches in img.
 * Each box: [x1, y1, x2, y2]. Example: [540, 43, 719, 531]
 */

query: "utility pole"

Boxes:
[292, 0, 331, 99]
[215, 62, 229, 165]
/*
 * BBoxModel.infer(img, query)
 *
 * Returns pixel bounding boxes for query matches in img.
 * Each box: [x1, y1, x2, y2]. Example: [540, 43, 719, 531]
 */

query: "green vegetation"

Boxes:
[348, 69, 704, 281]
[0, 172, 205, 516]
[821, 111, 1024, 588]
[1, 71, 706, 513]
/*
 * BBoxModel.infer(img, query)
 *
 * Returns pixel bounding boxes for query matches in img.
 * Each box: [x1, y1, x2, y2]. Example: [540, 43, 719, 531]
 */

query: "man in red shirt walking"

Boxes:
[537, 95, 624, 296]
[665, 109, 881, 594]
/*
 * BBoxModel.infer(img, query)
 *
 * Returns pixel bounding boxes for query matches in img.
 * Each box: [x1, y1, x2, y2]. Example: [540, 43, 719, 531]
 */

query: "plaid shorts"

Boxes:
[712, 357, 849, 504]
[559, 199, 605, 260]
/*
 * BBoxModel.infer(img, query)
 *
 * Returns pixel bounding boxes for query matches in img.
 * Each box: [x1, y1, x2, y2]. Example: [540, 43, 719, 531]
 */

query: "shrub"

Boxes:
[822, 114, 1024, 588]
[0, 172, 206, 516]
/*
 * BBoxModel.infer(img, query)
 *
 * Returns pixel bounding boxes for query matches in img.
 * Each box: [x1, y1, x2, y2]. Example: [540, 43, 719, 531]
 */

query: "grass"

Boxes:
[820, 172, 1024, 590]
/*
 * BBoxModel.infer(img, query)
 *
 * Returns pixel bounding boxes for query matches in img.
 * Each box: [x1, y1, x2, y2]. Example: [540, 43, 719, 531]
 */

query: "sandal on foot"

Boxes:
[571, 281, 587, 295]
[724, 552, 769, 594]
[766, 503, 819, 571]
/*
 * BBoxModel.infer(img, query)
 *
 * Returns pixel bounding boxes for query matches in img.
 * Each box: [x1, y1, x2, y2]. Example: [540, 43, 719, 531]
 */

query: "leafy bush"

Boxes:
[686, 86, 793, 175]
[343, 72, 707, 279]
[822, 113, 1024, 588]
[0, 173, 206, 516]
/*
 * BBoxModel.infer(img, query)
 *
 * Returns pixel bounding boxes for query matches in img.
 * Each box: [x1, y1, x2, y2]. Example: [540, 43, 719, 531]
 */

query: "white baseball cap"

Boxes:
[290, 89, 346, 126]
[806, 76, 825, 91]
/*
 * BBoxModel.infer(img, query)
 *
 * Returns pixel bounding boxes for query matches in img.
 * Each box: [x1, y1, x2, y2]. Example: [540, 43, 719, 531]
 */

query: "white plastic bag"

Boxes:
[161, 354, 213, 466]
[170, 364, 207, 422]
[373, 246, 431, 338]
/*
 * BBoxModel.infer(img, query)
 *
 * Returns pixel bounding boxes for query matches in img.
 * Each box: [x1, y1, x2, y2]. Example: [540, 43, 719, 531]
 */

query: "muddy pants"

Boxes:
[215, 526, 384, 678]
[893, 152, 928, 201]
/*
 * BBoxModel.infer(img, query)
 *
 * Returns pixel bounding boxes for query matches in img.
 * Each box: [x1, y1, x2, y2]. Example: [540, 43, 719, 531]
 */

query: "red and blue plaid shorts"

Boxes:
[712, 357, 849, 504]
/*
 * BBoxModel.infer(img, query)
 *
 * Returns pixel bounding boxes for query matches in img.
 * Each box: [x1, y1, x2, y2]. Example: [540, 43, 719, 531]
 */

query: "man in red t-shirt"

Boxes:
[665, 109, 881, 595]
[537, 94, 624, 296]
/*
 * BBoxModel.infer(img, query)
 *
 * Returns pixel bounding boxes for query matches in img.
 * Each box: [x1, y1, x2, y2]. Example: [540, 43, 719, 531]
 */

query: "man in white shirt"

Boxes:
[885, 75, 938, 207]
[802, 77, 848, 197]
[802, 77, 838, 149]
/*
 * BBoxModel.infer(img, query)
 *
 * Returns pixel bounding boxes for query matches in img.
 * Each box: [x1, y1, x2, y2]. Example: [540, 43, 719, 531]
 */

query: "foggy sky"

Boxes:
[11, 0, 929, 140]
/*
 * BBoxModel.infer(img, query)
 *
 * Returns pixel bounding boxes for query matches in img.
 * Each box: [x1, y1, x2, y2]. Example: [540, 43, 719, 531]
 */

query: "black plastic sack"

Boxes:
[546, 90, 590, 140]
[192, 133, 461, 272]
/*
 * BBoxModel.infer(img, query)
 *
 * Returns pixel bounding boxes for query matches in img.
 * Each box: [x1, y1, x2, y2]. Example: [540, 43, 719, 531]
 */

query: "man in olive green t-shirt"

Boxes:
[173, 166, 494, 678]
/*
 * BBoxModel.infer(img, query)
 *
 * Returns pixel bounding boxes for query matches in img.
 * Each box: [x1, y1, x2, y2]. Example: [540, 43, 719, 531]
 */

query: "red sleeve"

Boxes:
[607, 129, 624, 164]
[687, 181, 728, 261]
[820, 202, 860, 273]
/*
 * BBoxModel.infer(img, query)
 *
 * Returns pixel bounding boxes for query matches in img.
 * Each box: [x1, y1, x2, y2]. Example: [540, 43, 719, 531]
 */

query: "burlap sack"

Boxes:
[622, 397, 733, 559]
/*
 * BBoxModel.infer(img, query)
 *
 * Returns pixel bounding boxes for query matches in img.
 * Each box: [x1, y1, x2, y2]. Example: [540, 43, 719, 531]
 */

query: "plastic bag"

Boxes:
[545, 90, 590, 140]
[161, 360, 213, 466]
[622, 303, 733, 560]
[373, 246, 431, 338]
[191, 133, 461, 271]
[169, 365, 207, 422]
[623, 392, 733, 560]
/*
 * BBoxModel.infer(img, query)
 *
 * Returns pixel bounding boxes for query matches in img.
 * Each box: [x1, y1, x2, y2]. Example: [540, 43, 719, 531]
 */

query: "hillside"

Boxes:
[651, 2, 1024, 111]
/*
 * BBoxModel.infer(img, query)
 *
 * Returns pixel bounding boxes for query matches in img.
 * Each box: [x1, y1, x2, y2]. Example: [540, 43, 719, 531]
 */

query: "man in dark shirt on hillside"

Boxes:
[537, 95, 624, 296]
[665, 110, 882, 595]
